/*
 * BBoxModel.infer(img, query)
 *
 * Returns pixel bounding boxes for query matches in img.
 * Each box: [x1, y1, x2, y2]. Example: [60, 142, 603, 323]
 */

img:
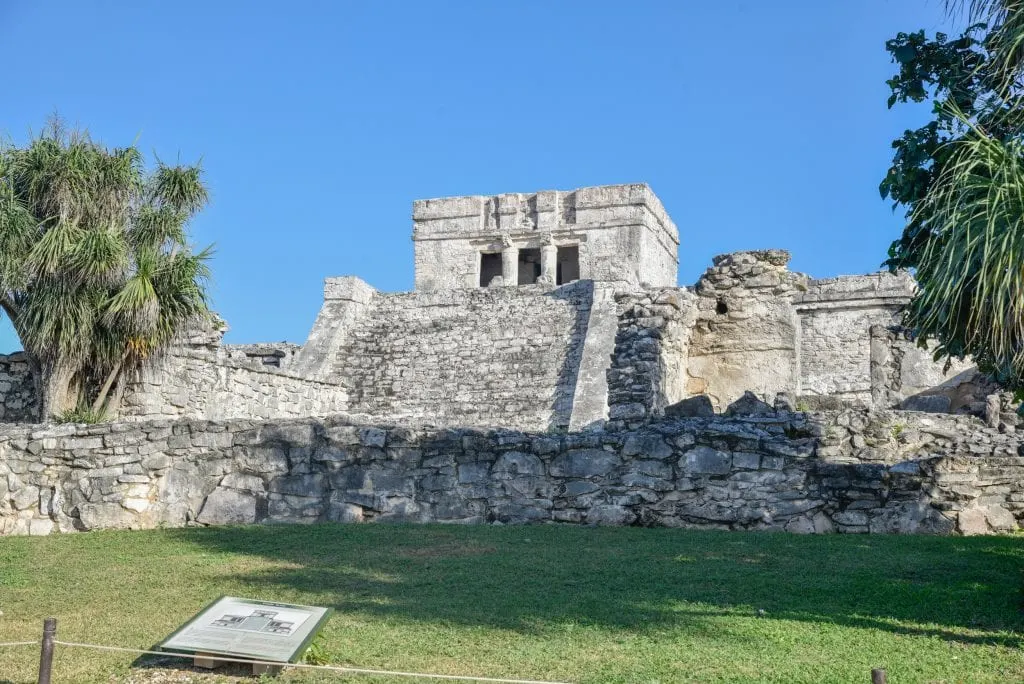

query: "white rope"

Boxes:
[0, 641, 38, 648]
[52, 640, 573, 684]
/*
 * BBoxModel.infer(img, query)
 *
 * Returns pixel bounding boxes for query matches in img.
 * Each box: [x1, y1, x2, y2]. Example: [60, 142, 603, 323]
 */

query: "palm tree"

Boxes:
[0, 120, 212, 420]
[893, 2, 1024, 391]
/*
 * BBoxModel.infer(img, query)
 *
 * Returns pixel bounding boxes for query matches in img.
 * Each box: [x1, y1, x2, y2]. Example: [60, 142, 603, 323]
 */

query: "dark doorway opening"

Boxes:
[480, 252, 502, 287]
[556, 245, 580, 285]
[517, 248, 541, 285]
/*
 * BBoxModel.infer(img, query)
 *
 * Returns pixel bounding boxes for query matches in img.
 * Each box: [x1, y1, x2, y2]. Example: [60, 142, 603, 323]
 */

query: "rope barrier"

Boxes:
[0, 640, 39, 648]
[51, 639, 574, 684]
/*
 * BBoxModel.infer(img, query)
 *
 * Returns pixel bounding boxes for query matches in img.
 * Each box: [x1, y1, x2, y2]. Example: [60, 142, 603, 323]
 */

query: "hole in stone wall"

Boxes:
[480, 252, 502, 287]
[716, 299, 729, 315]
[556, 245, 580, 285]
[518, 248, 541, 285]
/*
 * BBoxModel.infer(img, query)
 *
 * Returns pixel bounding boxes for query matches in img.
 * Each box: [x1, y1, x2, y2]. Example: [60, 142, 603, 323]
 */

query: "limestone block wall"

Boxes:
[1, 409, 1020, 536]
[794, 272, 914, 402]
[685, 251, 807, 410]
[120, 352, 348, 422]
[326, 281, 602, 431]
[0, 353, 37, 423]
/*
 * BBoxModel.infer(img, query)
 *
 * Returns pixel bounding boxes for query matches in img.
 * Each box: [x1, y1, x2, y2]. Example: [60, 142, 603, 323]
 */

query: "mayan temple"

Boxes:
[1, 184, 1019, 537]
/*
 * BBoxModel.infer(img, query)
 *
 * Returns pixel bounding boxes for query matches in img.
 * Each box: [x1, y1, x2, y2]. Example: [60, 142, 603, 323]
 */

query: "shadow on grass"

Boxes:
[173, 523, 1024, 648]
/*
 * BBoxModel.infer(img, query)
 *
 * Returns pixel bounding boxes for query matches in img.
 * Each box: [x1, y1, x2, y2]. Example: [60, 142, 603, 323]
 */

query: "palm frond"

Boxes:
[908, 113, 1024, 379]
[150, 162, 208, 216]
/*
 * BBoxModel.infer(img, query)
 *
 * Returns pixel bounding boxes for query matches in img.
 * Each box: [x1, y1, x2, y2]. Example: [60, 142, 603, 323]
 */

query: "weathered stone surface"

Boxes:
[682, 446, 732, 475]
[586, 505, 636, 526]
[196, 487, 258, 525]
[901, 395, 953, 413]
[221, 472, 265, 492]
[959, 503, 1017, 535]
[2, 405, 1024, 537]
[78, 502, 137, 530]
[725, 392, 775, 416]
[664, 395, 714, 418]
[622, 433, 672, 459]
[493, 451, 544, 477]
[327, 501, 364, 523]
[549, 449, 619, 478]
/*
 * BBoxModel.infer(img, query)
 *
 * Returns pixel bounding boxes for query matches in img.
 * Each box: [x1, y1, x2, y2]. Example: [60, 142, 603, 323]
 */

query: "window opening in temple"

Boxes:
[479, 252, 502, 287]
[716, 299, 728, 315]
[518, 248, 542, 285]
[556, 245, 580, 285]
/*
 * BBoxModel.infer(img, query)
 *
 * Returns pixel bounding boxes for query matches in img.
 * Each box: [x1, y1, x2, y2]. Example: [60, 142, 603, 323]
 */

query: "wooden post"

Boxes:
[872, 668, 887, 684]
[193, 652, 222, 669]
[37, 617, 57, 684]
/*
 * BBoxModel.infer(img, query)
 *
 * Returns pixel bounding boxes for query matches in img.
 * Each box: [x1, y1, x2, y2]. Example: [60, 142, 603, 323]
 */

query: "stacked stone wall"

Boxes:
[327, 281, 598, 431]
[795, 273, 912, 402]
[0, 353, 36, 423]
[120, 352, 347, 422]
[607, 288, 695, 427]
[2, 409, 1019, 536]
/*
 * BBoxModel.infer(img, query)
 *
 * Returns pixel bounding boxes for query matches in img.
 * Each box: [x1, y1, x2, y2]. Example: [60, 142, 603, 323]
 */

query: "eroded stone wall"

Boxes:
[0, 354, 36, 423]
[686, 251, 806, 410]
[120, 352, 348, 422]
[794, 272, 913, 402]
[0, 257, 999, 429]
[868, 326, 981, 412]
[607, 288, 696, 427]
[2, 409, 1019, 536]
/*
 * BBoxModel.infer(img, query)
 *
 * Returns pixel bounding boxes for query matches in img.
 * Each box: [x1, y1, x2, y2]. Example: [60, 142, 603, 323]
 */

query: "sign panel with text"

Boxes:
[160, 596, 332, 663]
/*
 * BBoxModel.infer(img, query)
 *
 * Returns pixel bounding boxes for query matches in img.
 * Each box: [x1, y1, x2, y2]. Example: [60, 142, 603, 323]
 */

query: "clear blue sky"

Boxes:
[0, 1, 952, 352]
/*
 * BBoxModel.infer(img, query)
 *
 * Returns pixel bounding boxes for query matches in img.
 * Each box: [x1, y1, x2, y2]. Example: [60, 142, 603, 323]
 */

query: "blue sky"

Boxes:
[0, 1, 952, 351]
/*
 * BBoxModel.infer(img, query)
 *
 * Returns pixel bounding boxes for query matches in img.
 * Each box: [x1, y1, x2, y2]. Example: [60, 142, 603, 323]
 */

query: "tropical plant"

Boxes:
[882, 1, 1024, 392]
[0, 120, 212, 419]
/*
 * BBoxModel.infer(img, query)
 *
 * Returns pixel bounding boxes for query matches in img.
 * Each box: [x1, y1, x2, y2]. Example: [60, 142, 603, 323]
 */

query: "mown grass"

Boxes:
[1, 524, 1023, 683]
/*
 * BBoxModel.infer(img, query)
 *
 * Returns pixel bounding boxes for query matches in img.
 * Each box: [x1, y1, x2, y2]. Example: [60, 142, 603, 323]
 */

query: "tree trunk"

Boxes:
[38, 360, 78, 421]
[104, 374, 128, 419]
[92, 351, 128, 415]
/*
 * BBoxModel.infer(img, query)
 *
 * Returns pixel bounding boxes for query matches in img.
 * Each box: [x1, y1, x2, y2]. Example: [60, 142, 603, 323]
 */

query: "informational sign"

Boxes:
[160, 596, 332, 663]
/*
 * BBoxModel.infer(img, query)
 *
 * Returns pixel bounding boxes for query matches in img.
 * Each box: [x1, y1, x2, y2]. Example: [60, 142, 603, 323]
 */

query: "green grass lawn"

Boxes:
[1, 524, 1023, 683]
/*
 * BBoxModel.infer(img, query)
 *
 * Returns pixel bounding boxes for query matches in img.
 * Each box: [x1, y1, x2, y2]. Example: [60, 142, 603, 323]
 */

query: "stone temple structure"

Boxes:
[3, 183, 1021, 538]
[411, 184, 678, 290]
[0, 183, 984, 429]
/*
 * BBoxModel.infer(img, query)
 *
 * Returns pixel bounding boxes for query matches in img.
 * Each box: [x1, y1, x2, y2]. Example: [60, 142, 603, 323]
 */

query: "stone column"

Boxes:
[501, 246, 517, 286]
[540, 244, 557, 283]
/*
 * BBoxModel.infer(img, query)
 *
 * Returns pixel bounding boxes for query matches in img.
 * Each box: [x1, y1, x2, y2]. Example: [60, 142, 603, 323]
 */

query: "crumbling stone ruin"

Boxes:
[1, 184, 1021, 536]
[0, 184, 983, 427]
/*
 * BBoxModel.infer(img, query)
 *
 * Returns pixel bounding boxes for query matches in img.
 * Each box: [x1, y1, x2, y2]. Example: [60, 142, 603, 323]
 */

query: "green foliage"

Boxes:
[883, 3, 1024, 394]
[302, 635, 330, 666]
[55, 403, 108, 425]
[0, 119, 213, 417]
